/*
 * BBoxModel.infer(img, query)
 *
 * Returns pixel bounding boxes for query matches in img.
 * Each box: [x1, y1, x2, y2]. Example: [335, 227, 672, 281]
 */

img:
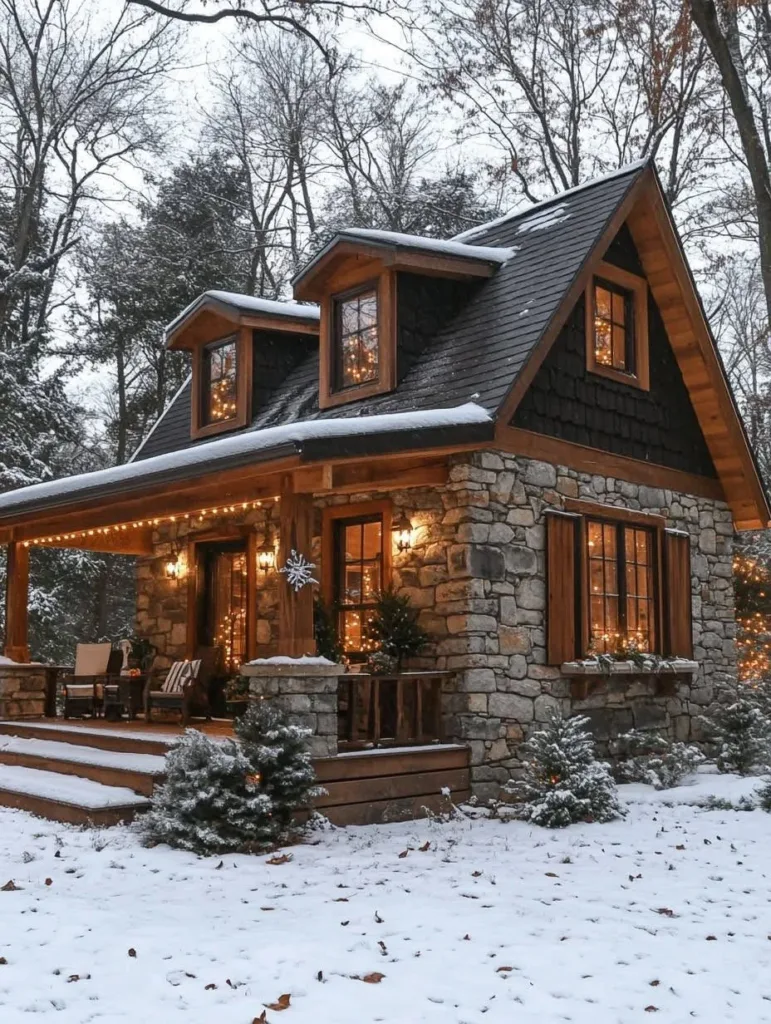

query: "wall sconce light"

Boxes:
[393, 513, 414, 552]
[164, 556, 181, 580]
[257, 544, 276, 572]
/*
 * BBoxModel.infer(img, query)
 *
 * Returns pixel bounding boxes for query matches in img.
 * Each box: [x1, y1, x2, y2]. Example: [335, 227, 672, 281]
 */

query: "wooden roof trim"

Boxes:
[495, 164, 653, 425]
[167, 297, 319, 350]
[625, 176, 770, 529]
[293, 239, 500, 301]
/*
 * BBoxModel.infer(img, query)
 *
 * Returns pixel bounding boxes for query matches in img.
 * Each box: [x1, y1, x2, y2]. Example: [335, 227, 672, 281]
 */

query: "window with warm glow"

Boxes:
[199, 541, 247, 673]
[334, 288, 379, 390]
[592, 279, 634, 374]
[334, 515, 383, 657]
[202, 337, 238, 424]
[587, 518, 656, 653]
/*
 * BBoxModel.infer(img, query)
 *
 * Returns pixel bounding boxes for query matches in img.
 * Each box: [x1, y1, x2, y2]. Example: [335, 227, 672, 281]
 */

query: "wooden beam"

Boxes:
[330, 459, 448, 494]
[33, 529, 154, 556]
[497, 425, 725, 502]
[4, 542, 29, 662]
[277, 474, 316, 657]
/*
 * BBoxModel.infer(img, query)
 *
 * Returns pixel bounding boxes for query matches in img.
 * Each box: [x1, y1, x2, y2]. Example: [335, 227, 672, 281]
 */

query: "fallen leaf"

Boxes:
[252, 1013, 268, 1024]
[706, 935, 717, 941]
[545, 872, 558, 878]
[361, 972, 385, 984]
[44, 878, 53, 887]
[265, 993, 291, 1011]
[267, 854, 292, 866]
[316, 970, 323, 982]
[0, 957, 7, 965]
[54, 850, 61, 859]
[419, 841, 430, 852]
[1, 880, 20, 891]
[340, 920, 349, 926]
[463, 934, 470, 941]
[378, 940, 387, 955]
[67, 974, 90, 983]
[398, 850, 409, 859]
[333, 897, 349, 902]
[471, 871, 482, 878]
[650, 980, 660, 987]
[374, 910, 383, 923]
[205, 983, 217, 990]
[128, 948, 137, 958]
[656, 908, 675, 917]
[644, 1006, 658, 1013]
[675, 845, 685, 851]
[215, 861, 224, 870]
[496, 966, 513, 973]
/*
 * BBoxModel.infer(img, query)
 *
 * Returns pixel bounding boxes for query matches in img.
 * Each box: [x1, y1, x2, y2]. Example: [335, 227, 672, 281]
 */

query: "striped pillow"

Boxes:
[161, 661, 192, 694]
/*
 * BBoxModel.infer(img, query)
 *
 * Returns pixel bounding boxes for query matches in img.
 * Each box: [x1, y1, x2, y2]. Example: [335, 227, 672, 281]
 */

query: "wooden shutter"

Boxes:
[546, 511, 580, 664]
[663, 529, 693, 658]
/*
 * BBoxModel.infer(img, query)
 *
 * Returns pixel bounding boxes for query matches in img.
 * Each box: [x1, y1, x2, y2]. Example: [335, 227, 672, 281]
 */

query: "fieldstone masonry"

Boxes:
[0, 665, 47, 718]
[135, 448, 736, 799]
[241, 663, 345, 758]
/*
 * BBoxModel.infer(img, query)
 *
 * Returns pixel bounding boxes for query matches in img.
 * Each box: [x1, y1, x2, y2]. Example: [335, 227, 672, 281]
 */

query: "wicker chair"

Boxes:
[143, 647, 223, 726]
[62, 644, 123, 718]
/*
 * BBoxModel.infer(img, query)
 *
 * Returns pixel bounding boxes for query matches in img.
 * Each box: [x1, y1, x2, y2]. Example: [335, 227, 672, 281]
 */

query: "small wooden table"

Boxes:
[103, 675, 147, 721]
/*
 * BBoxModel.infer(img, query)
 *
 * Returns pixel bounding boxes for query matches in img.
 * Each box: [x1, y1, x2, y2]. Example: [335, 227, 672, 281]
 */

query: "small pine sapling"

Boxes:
[756, 778, 771, 811]
[139, 730, 274, 855]
[508, 709, 624, 827]
[614, 728, 704, 789]
[702, 698, 771, 775]
[235, 699, 321, 833]
[313, 596, 343, 664]
[369, 585, 428, 670]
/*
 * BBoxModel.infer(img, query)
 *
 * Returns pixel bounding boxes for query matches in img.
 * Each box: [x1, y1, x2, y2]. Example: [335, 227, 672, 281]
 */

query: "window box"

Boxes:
[560, 659, 698, 676]
[560, 657, 697, 702]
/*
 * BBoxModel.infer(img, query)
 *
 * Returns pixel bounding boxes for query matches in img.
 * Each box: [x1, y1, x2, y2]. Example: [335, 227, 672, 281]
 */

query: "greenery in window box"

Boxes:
[368, 586, 428, 671]
[583, 638, 682, 675]
[314, 596, 343, 664]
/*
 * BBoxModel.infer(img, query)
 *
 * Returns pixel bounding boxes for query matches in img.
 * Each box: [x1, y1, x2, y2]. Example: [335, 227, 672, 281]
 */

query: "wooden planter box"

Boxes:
[561, 659, 698, 700]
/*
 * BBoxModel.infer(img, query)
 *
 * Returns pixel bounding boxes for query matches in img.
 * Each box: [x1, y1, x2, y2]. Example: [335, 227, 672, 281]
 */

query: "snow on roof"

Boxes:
[129, 372, 192, 463]
[165, 290, 320, 342]
[452, 158, 650, 243]
[0, 403, 492, 519]
[336, 227, 516, 263]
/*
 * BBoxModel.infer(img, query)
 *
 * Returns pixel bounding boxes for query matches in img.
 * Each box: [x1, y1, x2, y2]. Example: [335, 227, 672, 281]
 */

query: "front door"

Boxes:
[196, 539, 248, 674]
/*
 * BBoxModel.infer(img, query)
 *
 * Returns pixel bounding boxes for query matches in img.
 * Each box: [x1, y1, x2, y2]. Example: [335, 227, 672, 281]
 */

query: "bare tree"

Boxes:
[402, 0, 718, 209]
[688, 0, 771, 329]
[0, 0, 178, 349]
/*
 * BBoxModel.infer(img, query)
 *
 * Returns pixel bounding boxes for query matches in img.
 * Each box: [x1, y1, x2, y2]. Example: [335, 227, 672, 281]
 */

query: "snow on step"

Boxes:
[0, 765, 149, 809]
[0, 720, 180, 744]
[0, 735, 166, 775]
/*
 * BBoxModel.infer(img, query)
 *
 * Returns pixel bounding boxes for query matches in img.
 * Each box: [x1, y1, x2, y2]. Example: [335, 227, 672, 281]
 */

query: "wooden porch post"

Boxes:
[4, 541, 30, 662]
[277, 474, 316, 657]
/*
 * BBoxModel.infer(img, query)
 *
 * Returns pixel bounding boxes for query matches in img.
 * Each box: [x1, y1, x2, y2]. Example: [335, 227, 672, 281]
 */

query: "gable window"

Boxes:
[587, 518, 656, 653]
[202, 336, 238, 425]
[335, 287, 379, 390]
[546, 500, 694, 664]
[585, 260, 649, 390]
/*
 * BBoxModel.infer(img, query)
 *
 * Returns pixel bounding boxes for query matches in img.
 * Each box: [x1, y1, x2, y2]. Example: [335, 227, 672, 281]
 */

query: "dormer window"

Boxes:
[202, 336, 238, 424]
[585, 260, 649, 390]
[335, 286, 379, 390]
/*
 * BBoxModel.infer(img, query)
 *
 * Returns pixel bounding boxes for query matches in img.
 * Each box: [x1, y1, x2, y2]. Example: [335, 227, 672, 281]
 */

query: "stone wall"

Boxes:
[242, 664, 345, 758]
[0, 665, 47, 718]
[134, 448, 737, 799]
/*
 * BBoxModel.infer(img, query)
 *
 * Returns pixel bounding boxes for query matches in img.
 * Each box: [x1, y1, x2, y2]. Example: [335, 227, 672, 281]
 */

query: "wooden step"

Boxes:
[0, 736, 165, 796]
[0, 721, 173, 756]
[0, 765, 150, 826]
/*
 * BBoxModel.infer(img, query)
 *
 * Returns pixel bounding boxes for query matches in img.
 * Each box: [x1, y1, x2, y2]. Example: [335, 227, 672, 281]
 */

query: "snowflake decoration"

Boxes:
[279, 549, 318, 592]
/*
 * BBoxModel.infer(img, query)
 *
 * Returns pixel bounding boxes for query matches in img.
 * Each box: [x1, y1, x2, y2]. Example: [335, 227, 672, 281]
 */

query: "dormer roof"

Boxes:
[165, 289, 319, 350]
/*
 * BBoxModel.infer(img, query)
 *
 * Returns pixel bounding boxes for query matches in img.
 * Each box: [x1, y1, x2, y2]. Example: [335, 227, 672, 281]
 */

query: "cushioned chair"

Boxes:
[62, 644, 122, 718]
[143, 647, 221, 726]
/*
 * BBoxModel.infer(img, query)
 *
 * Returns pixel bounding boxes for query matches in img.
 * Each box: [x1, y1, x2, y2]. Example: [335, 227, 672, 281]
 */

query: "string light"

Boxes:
[734, 554, 771, 683]
[22, 496, 280, 548]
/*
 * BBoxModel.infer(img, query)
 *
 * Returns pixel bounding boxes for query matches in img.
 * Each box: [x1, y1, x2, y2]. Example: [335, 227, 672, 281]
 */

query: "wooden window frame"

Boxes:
[565, 499, 664, 657]
[319, 270, 396, 410]
[321, 500, 393, 656]
[191, 325, 253, 440]
[585, 260, 649, 391]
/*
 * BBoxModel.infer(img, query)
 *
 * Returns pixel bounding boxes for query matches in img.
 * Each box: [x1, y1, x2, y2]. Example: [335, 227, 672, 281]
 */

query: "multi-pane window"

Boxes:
[592, 279, 634, 374]
[334, 515, 383, 657]
[587, 518, 656, 653]
[202, 337, 238, 424]
[335, 288, 379, 390]
[199, 541, 247, 673]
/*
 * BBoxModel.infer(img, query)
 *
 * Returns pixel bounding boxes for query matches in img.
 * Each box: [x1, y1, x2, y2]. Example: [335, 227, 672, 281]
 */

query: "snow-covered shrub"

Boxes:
[701, 698, 771, 775]
[234, 698, 322, 834]
[139, 730, 275, 855]
[614, 729, 704, 789]
[506, 710, 624, 828]
[756, 779, 771, 812]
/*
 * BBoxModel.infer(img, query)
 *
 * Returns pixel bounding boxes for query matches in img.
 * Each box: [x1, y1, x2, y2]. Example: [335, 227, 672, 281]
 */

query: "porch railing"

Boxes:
[337, 671, 448, 751]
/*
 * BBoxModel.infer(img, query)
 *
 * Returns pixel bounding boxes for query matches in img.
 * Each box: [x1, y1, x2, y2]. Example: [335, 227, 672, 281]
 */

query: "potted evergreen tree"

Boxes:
[368, 585, 428, 672]
[224, 675, 250, 718]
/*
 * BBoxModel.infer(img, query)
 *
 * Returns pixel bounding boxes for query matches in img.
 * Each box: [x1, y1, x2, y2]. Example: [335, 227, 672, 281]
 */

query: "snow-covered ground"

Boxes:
[1, 773, 770, 1023]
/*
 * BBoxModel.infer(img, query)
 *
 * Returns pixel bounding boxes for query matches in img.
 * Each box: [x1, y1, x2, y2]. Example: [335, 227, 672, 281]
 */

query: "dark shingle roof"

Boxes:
[133, 161, 647, 462]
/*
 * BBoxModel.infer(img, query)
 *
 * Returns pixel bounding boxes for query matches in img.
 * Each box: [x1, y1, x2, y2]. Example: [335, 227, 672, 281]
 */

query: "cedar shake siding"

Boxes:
[511, 226, 718, 478]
